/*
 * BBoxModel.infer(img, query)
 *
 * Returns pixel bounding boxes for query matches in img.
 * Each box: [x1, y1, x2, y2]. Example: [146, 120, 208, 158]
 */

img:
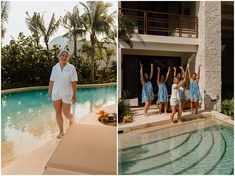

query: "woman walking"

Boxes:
[48, 50, 78, 138]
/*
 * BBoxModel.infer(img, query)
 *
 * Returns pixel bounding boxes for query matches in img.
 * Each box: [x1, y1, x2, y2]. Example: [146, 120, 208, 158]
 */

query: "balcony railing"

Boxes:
[120, 8, 198, 38]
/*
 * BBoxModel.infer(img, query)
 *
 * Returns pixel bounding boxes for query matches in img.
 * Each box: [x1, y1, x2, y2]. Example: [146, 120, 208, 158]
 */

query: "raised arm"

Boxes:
[173, 67, 176, 77]
[197, 64, 201, 81]
[164, 67, 170, 83]
[157, 66, 160, 86]
[187, 64, 191, 80]
[140, 63, 144, 86]
[149, 63, 154, 81]
[180, 66, 185, 79]
[176, 78, 186, 88]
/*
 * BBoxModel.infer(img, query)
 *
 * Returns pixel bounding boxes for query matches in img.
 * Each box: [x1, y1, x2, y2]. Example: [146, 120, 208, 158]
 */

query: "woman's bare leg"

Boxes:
[178, 105, 183, 122]
[164, 102, 168, 113]
[190, 101, 194, 114]
[182, 100, 185, 112]
[195, 100, 199, 114]
[147, 101, 151, 113]
[62, 102, 75, 125]
[170, 106, 176, 123]
[53, 100, 63, 134]
[144, 100, 151, 116]
[159, 103, 163, 114]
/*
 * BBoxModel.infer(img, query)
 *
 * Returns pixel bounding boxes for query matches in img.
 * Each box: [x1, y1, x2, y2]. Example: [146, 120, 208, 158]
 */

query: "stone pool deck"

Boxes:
[118, 105, 233, 133]
[2, 104, 116, 175]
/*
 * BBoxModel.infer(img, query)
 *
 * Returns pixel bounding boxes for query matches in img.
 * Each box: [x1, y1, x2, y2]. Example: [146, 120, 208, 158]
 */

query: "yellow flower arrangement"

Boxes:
[122, 114, 133, 123]
[96, 109, 109, 122]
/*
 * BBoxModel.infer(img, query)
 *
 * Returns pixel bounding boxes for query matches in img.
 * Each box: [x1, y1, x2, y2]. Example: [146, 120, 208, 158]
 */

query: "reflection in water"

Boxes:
[1, 86, 116, 166]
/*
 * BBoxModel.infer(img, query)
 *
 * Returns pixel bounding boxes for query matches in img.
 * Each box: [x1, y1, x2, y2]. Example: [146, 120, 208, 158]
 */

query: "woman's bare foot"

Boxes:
[178, 119, 183, 124]
[144, 113, 150, 117]
[57, 132, 64, 139]
[69, 118, 76, 126]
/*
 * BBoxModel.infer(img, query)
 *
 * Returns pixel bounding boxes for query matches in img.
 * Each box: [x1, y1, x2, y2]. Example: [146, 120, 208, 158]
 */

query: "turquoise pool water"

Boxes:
[1, 86, 116, 165]
[119, 119, 234, 175]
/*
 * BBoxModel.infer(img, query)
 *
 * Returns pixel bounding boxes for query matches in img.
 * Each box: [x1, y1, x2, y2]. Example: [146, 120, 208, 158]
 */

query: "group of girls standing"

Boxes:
[140, 62, 202, 123]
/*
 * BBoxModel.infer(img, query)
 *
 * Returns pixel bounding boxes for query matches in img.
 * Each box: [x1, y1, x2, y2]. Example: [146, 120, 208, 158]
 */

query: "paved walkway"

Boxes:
[118, 105, 211, 133]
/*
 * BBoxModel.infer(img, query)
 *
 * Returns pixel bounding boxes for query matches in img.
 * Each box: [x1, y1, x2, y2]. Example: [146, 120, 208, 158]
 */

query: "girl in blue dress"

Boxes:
[140, 63, 154, 117]
[157, 66, 170, 114]
[187, 64, 202, 114]
[173, 66, 186, 111]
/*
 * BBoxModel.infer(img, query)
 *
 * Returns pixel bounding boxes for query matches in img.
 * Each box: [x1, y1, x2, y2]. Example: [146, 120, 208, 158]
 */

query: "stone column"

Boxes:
[196, 1, 221, 111]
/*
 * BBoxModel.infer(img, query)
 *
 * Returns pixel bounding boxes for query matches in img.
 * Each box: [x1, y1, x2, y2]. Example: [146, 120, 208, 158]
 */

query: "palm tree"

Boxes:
[38, 13, 60, 50]
[1, 1, 10, 39]
[80, 1, 114, 82]
[25, 12, 42, 46]
[118, 12, 135, 48]
[104, 47, 115, 76]
[63, 6, 85, 57]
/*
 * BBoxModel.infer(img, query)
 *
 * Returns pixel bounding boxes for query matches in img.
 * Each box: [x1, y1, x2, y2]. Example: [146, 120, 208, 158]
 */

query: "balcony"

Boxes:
[120, 8, 198, 38]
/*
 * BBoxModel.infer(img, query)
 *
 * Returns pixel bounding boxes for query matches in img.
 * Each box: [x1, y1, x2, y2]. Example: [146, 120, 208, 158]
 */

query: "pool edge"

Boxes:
[1, 83, 117, 94]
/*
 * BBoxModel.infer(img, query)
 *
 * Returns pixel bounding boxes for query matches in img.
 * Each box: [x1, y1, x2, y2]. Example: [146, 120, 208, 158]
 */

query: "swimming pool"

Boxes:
[1, 86, 116, 166]
[118, 119, 234, 175]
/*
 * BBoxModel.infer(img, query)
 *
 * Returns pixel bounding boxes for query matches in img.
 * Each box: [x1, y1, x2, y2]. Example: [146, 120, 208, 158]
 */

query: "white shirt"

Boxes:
[50, 63, 78, 96]
[170, 84, 184, 100]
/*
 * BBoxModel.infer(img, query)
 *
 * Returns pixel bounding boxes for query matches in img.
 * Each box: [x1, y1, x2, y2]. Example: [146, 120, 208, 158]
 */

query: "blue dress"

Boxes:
[142, 81, 154, 103]
[180, 83, 186, 100]
[189, 80, 202, 100]
[157, 83, 168, 103]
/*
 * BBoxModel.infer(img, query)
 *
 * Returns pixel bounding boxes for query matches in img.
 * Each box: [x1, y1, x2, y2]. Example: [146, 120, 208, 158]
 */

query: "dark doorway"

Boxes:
[221, 2, 234, 99]
[122, 55, 181, 105]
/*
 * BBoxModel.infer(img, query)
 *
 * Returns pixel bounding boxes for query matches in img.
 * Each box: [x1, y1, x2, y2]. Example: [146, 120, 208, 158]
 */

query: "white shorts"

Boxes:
[52, 93, 72, 104]
[170, 99, 181, 106]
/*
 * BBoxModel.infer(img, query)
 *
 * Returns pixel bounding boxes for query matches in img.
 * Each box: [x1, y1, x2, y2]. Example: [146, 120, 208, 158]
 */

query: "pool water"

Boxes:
[1, 86, 116, 166]
[118, 119, 234, 175]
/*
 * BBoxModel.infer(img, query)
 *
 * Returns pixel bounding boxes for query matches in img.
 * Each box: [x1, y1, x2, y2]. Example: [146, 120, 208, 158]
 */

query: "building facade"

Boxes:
[118, 1, 234, 112]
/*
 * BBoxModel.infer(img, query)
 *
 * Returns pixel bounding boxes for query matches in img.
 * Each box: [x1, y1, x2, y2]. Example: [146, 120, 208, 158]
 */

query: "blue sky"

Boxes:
[2, 1, 118, 46]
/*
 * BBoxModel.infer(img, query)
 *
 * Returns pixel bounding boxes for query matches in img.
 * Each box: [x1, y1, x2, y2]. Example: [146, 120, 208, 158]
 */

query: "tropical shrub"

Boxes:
[1, 33, 59, 89]
[1, 33, 116, 90]
[118, 98, 132, 123]
[221, 99, 234, 120]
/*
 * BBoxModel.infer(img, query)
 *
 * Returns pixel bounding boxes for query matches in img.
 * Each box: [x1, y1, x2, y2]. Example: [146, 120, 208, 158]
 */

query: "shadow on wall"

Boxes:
[204, 94, 220, 111]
